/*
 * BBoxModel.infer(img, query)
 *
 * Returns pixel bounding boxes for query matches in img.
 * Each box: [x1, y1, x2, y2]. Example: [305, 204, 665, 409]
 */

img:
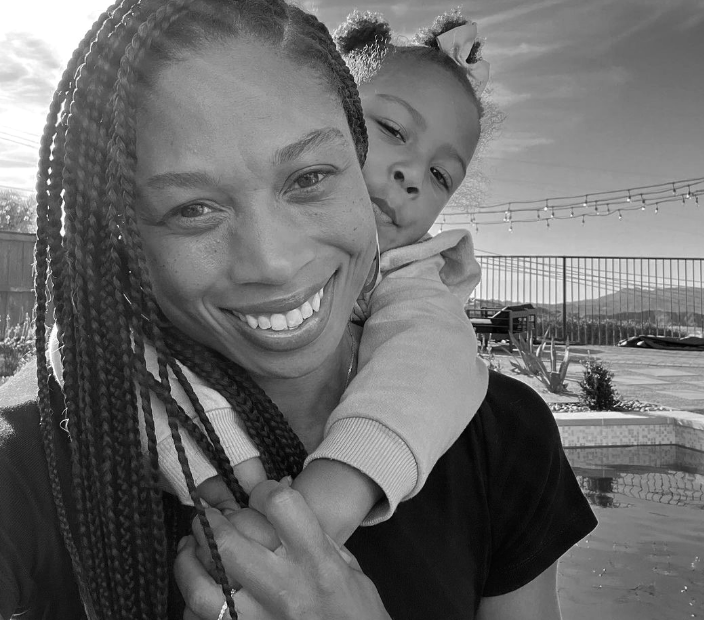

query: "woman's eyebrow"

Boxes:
[145, 170, 220, 191]
[273, 127, 348, 165]
[374, 94, 427, 132]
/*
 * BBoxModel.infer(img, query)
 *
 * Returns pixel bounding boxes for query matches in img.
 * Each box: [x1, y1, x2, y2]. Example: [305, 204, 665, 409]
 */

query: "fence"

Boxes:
[0, 231, 34, 338]
[470, 255, 704, 345]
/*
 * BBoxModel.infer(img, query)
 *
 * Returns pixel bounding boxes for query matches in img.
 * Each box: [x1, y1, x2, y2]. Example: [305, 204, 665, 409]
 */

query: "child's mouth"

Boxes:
[371, 197, 395, 225]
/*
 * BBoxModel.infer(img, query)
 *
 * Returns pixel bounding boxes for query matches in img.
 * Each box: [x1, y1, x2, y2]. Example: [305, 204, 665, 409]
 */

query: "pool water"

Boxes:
[559, 446, 704, 620]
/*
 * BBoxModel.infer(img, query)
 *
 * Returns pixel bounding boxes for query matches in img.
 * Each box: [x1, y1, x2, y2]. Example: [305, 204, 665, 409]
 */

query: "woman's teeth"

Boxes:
[231, 289, 324, 331]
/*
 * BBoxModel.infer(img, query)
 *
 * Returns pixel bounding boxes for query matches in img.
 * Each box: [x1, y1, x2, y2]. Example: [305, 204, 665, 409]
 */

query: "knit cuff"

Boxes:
[304, 417, 418, 526]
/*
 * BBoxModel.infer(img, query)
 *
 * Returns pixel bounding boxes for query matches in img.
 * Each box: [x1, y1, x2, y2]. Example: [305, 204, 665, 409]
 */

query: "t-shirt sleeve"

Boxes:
[0, 368, 85, 619]
[480, 374, 598, 596]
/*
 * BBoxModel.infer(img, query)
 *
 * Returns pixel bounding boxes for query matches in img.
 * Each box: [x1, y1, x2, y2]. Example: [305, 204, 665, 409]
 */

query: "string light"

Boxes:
[581, 215, 585, 225]
[508, 222, 513, 232]
[546, 219, 550, 228]
[618, 210, 623, 220]
[436, 176, 703, 229]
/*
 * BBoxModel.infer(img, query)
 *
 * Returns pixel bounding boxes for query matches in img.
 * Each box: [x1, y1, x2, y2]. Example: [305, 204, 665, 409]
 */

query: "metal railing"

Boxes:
[469, 255, 704, 345]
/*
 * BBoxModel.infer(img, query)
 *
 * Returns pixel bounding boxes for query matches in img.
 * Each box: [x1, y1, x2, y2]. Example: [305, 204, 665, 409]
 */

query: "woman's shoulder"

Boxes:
[0, 359, 42, 447]
[477, 370, 562, 450]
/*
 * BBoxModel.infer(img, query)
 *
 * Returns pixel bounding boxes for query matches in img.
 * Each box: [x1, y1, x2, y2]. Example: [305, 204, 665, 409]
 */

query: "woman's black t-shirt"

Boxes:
[0, 363, 596, 619]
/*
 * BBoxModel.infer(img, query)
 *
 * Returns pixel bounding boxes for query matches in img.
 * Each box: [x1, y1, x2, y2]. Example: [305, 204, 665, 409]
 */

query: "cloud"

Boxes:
[480, 0, 566, 28]
[487, 82, 532, 108]
[0, 32, 61, 108]
[488, 42, 558, 61]
[487, 131, 554, 155]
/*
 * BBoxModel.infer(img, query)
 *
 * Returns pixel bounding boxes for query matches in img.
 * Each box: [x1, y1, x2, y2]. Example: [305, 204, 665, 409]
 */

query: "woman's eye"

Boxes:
[377, 120, 405, 142]
[178, 203, 214, 218]
[431, 167, 451, 191]
[292, 171, 327, 190]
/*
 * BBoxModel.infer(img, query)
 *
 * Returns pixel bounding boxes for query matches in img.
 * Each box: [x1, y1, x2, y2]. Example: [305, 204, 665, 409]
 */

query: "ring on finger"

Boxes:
[217, 589, 240, 620]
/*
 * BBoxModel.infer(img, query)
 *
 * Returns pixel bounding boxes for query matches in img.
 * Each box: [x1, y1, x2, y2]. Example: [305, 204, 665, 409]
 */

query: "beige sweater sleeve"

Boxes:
[305, 229, 488, 525]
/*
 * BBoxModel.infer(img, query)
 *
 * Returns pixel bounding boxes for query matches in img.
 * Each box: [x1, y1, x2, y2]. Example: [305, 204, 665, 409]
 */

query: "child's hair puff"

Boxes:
[333, 10, 391, 55]
[413, 8, 482, 65]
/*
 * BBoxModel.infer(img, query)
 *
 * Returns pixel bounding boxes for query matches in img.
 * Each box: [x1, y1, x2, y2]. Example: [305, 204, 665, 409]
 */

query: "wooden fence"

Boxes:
[0, 231, 35, 338]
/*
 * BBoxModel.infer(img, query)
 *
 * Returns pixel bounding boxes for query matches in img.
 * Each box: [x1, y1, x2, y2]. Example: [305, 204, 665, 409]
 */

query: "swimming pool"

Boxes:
[559, 445, 703, 620]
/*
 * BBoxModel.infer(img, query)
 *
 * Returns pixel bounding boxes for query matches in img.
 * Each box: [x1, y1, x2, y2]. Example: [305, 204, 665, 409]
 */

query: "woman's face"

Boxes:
[134, 41, 376, 379]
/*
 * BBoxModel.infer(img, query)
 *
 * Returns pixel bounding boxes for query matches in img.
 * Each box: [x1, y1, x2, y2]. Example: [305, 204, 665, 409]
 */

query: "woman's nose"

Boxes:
[227, 206, 314, 285]
[393, 168, 420, 196]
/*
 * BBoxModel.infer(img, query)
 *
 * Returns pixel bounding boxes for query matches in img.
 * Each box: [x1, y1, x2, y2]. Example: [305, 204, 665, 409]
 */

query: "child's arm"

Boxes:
[139, 343, 263, 508]
[300, 239, 488, 542]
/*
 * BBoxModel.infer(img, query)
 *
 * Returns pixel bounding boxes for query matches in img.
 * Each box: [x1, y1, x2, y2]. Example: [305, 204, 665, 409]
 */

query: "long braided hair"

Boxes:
[34, 0, 367, 618]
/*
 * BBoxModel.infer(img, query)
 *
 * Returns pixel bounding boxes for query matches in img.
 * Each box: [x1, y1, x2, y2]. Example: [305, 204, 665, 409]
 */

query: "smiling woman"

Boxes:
[0, 1, 596, 619]
[133, 40, 374, 379]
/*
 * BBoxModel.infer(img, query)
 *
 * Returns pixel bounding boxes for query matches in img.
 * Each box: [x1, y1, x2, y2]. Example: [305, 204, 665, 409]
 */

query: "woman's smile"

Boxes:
[218, 273, 337, 352]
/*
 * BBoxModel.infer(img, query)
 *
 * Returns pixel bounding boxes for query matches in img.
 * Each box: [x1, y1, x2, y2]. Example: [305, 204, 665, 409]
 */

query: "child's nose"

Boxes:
[393, 169, 420, 196]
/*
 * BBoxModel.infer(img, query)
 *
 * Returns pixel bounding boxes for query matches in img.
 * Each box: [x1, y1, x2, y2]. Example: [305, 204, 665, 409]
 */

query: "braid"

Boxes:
[35, 1, 370, 618]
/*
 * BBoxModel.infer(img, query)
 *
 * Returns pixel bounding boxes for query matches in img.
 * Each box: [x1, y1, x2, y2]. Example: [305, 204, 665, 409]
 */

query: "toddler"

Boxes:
[49, 9, 492, 546]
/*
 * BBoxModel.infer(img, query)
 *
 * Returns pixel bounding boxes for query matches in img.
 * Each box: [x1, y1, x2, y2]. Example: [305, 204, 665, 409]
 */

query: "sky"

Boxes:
[1, 0, 703, 257]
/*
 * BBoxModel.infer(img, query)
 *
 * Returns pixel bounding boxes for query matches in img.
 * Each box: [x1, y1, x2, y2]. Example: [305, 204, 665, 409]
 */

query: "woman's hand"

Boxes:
[175, 480, 391, 620]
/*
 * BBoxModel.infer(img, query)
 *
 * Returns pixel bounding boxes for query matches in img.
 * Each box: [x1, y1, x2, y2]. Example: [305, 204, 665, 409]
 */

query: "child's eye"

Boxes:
[377, 120, 405, 142]
[431, 167, 451, 191]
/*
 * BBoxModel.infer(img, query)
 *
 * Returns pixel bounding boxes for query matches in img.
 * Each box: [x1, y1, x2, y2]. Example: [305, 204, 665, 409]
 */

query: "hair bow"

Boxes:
[436, 23, 490, 97]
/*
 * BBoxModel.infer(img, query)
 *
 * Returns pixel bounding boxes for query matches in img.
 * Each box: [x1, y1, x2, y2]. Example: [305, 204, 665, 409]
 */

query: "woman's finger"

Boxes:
[189, 507, 285, 598]
[248, 480, 333, 567]
[174, 536, 227, 620]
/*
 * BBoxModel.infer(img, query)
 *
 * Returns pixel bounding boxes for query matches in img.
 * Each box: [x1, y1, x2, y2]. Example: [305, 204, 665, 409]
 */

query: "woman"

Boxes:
[0, 0, 596, 618]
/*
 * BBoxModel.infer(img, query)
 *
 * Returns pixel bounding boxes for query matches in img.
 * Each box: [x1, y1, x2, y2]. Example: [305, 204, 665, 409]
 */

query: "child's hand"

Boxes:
[195, 457, 268, 515]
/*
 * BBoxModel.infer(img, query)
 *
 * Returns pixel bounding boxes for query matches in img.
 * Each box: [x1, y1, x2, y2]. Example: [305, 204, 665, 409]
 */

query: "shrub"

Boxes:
[0, 316, 34, 377]
[579, 358, 620, 410]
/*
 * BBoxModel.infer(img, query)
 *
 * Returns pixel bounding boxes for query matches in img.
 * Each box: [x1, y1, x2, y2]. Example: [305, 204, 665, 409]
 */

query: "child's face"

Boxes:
[359, 58, 480, 252]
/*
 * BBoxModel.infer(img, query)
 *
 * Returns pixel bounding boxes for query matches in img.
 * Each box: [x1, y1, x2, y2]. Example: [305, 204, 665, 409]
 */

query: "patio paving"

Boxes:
[489, 345, 704, 415]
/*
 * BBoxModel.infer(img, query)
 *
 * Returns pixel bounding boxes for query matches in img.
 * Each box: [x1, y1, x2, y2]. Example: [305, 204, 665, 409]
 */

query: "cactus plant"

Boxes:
[510, 328, 571, 393]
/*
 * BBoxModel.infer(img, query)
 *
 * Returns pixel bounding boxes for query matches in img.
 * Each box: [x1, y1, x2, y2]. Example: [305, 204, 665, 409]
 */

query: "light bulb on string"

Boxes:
[546, 219, 550, 229]
[606, 203, 611, 214]
[626, 192, 632, 203]
[682, 195, 686, 204]
[536, 210, 541, 220]
[618, 210, 623, 220]
[696, 194, 700, 205]
[594, 203, 599, 214]
[686, 186, 692, 199]
[508, 222, 513, 232]
[582, 195, 588, 207]
[640, 195, 646, 210]
[654, 203, 659, 214]
[551, 208, 555, 218]
[570, 208, 574, 217]
[581, 215, 585, 226]
[544, 199, 549, 211]
[672, 182, 677, 195]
